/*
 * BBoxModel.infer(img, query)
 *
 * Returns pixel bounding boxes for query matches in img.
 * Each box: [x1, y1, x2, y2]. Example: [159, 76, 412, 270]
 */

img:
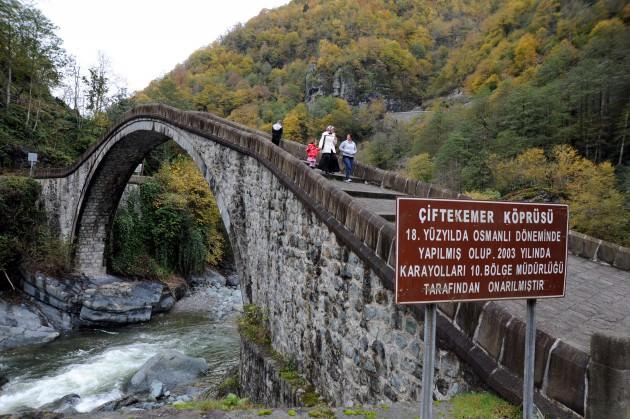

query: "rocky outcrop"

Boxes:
[125, 350, 208, 395]
[0, 298, 59, 350]
[20, 272, 176, 330]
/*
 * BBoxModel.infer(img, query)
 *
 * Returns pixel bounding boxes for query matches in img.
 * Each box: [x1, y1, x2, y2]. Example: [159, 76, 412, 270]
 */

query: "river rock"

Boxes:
[80, 277, 169, 324]
[0, 299, 59, 349]
[95, 395, 139, 412]
[38, 393, 81, 414]
[20, 271, 177, 329]
[150, 380, 164, 399]
[126, 350, 208, 394]
[226, 273, 240, 287]
[162, 276, 188, 300]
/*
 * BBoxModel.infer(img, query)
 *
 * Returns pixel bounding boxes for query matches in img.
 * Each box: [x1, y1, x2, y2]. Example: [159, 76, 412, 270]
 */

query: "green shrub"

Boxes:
[0, 177, 44, 270]
[237, 304, 271, 345]
[110, 158, 226, 279]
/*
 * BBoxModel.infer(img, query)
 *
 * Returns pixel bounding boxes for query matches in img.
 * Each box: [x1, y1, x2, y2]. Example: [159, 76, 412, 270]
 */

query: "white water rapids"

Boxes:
[0, 343, 159, 413]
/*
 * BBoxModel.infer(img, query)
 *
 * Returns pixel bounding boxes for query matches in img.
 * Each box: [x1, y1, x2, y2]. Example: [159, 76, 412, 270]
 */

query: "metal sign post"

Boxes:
[27, 152, 37, 177]
[523, 298, 537, 419]
[421, 303, 436, 419]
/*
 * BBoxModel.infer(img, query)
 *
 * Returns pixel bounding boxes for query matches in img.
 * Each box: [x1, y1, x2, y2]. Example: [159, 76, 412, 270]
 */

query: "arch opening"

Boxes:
[72, 120, 242, 288]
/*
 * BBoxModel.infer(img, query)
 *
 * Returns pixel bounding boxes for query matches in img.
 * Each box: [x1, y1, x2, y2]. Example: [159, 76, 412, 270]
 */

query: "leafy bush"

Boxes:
[237, 304, 271, 345]
[0, 176, 74, 275]
[110, 157, 226, 278]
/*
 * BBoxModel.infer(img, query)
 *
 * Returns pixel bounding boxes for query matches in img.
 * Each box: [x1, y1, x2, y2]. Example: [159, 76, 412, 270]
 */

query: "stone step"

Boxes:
[320, 171, 366, 183]
[354, 197, 397, 223]
[342, 189, 404, 200]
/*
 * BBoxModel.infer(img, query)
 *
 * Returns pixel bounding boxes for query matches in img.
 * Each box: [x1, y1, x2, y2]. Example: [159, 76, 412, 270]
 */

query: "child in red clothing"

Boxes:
[306, 142, 319, 168]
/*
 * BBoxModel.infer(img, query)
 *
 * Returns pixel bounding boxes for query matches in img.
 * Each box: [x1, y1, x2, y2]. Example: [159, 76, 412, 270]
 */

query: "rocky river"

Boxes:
[0, 267, 243, 415]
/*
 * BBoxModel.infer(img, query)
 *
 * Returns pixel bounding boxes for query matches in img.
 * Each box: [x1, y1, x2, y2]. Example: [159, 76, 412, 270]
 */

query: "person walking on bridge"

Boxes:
[339, 133, 357, 182]
[317, 126, 339, 174]
[271, 120, 283, 146]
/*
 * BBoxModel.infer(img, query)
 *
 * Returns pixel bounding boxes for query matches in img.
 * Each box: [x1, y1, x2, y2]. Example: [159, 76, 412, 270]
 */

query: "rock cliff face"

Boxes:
[19, 272, 175, 331]
[304, 63, 415, 111]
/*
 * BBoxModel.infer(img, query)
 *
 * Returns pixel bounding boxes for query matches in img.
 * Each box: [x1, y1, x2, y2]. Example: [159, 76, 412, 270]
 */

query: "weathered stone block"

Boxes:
[533, 330, 555, 389]
[454, 302, 484, 338]
[546, 341, 588, 416]
[475, 303, 511, 361]
[437, 302, 456, 319]
[595, 240, 618, 266]
[500, 318, 525, 377]
[587, 363, 630, 419]
[590, 333, 630, 370]
[613, 246, 630, 271]
[568, 231, 600, 260]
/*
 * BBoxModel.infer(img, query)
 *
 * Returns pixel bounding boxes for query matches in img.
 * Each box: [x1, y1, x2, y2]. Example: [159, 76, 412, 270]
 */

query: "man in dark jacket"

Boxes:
[271, 121, 283, 146]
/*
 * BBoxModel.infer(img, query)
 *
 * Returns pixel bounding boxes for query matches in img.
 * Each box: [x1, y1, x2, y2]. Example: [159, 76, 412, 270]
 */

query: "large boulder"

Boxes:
[80, 276, 171, 324]
[20, 272, 176, 329]
[126, 350, 208, 394]
[0, 299, 59, 349]
[38, 393, 81, 414]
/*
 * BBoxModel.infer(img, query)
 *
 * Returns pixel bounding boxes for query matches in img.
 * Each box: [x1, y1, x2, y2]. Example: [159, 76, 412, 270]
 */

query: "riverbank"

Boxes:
[0, 267, 243, 415]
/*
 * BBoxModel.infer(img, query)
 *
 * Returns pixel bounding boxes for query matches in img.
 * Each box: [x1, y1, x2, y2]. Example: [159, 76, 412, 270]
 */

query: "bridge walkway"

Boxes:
[319, 170, 630, 353]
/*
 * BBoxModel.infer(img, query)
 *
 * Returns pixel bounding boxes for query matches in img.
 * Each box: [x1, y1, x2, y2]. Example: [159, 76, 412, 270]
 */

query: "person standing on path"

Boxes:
[317, 126, 340, 174]
[339, 133, 357, 182]
[271, 121, 283, 146]
[306, 141, 319, 168]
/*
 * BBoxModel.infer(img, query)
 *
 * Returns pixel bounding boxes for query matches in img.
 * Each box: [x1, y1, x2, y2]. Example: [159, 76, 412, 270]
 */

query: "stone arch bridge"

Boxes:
[33, 104, 629, 418]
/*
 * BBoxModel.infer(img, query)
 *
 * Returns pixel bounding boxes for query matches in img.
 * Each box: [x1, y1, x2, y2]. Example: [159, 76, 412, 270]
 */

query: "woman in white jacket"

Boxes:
[317, 126, 340, 174]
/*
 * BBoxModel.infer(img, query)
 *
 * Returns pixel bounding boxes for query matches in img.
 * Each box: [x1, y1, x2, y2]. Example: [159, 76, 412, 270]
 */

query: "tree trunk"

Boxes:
[25, 78, 33, 128]
[33, 102, 40, 132]
[5, 64, 11, 107]
[619, 111, 628, 166]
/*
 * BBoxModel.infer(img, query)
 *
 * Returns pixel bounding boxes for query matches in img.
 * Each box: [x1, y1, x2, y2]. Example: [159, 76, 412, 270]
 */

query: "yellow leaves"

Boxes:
[514, 33, 538, 73]
[589, 18, 624, 38]
[406, 153, 434, 182]
[283, 103, 309, 143]
[489, 148, 548, 192]
[317, 40, 343, 70]
[490, 145, 629, 243]
[229, 104, 262, 126]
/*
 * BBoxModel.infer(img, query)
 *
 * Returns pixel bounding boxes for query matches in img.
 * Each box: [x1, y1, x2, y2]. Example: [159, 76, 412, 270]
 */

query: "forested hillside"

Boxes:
[138, 0, 629, 244]
[0, 0, 134, 170]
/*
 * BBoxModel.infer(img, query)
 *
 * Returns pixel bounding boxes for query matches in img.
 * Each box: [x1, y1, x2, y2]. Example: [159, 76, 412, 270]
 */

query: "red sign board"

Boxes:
[395, 198, 568, 304]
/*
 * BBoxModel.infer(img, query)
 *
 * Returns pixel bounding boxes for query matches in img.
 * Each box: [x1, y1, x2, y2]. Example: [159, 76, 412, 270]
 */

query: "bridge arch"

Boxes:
[71, 118, 238, 278]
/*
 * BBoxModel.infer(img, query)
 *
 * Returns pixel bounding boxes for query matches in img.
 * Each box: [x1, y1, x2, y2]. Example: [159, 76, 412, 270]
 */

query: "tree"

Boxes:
[83, 53, 110, 115]
[406, 153, 434, 181]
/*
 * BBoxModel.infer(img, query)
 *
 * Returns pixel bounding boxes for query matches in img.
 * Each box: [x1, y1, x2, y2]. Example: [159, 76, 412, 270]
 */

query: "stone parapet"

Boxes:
[587, 333, 630, 418]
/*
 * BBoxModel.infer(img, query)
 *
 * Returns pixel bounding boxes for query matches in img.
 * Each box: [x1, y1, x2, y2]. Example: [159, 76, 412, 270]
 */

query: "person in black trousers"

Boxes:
[271, 120, 283, 146]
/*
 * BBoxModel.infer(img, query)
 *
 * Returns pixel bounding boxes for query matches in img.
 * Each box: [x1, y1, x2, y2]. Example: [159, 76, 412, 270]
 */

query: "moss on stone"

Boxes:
[343, 408, 376, 419]
[216, 369, 240, 398]
[257, 409, 273, 415]
[172, 393, 253, 411]
[308, 404, 335, 418]
[301, 385, 320, 407]
[238, 304, 271, 345]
